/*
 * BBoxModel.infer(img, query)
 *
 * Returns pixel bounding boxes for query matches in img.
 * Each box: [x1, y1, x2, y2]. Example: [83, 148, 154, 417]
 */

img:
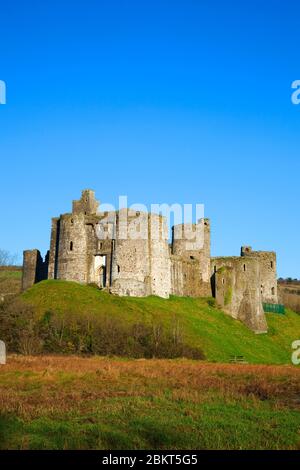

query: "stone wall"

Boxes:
[54, 213, 88, 283]
[87, 213, 115, 288]
[22, 249, 48, 291]
[22, 189, 280, 334]
[170, 256, 211, 296]
[110, 210, 171, 298]
[72, 189, 99, 215]
[171, 218, 211, 296]
[241, 247, 278, 303]
[211, 256, 268, 333]
[48, 217, 60, 280]
[148, 213, 171, 298]
[47, 191, 112, 287]
[110, 209, 151, 297]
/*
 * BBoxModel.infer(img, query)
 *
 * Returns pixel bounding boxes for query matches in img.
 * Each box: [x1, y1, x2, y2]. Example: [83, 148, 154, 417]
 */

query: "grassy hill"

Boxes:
[0, 266, 22, 300]
[2, 278, 300, 450]
[21, 279, 300, 365]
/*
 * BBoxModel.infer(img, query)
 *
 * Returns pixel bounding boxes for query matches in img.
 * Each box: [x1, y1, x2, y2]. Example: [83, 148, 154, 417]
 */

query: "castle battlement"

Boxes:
[22, 190, 278, 333]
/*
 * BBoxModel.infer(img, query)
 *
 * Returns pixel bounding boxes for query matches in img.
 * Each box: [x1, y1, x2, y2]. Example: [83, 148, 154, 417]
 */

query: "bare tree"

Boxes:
[0, 249, 18, 266]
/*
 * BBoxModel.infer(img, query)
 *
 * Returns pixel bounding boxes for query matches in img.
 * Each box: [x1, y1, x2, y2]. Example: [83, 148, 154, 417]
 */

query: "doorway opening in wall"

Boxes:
[94, 254, 107, 288]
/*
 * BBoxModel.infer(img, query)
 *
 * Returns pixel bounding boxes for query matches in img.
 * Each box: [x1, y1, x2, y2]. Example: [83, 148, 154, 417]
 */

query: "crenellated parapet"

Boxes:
[22, 190, 279, 333]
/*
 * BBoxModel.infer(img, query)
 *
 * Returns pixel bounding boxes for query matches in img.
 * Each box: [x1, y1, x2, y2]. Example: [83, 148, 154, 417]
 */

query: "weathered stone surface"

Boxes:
[241, 247, 278, 303]
[110, 211, 171, 298]
[22, 249, 48, 291]
[171, 218, 211, 296]
[211, 256, 268, 333]
[22, 190, 279, 332]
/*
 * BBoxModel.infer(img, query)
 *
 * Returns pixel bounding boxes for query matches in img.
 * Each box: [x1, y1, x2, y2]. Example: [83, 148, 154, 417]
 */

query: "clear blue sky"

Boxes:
[0, 0, 299, 277]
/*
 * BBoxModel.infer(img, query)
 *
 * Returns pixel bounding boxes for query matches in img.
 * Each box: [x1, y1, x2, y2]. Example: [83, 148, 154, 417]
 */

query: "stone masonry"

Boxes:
[22, 190, 279, 333]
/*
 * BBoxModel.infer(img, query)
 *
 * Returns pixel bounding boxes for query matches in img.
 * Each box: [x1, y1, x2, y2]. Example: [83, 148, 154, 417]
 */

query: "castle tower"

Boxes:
[110, 210, 171, 298]
[21, 188, 279, 336]
[241, 246, 278, 303]
[48, 189, 100, 283]
[22, 249, 48, 291]
[170, 218, 211, 296]
[172, 218, 211, 281]
[211, 256, 268, 333]
[72, 189, 99, 215]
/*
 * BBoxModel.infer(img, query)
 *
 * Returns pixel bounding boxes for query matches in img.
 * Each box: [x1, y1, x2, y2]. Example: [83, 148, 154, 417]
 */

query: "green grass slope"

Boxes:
[0, 267, 22, 296]
[22, 280, 300, 365]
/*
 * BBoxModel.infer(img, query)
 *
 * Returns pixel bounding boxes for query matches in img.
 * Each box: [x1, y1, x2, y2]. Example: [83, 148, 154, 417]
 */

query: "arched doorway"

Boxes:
[94, 255, 107, 288]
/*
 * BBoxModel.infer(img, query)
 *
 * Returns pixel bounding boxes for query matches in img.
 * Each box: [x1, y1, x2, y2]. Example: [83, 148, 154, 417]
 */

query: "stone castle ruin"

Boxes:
[22, 190, 278, 333]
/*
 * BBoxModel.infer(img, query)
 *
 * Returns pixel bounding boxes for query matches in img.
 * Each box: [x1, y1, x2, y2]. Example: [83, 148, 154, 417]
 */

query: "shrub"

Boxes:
[0, 298, 205, 360]
[0, 298, 42, 354]
[207, 298, 216, 308]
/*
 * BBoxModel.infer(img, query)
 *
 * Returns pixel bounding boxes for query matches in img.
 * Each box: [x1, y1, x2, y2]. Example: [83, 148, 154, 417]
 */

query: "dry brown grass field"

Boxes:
[1, 272, 300, 449]
[0, 355, 300, 450]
